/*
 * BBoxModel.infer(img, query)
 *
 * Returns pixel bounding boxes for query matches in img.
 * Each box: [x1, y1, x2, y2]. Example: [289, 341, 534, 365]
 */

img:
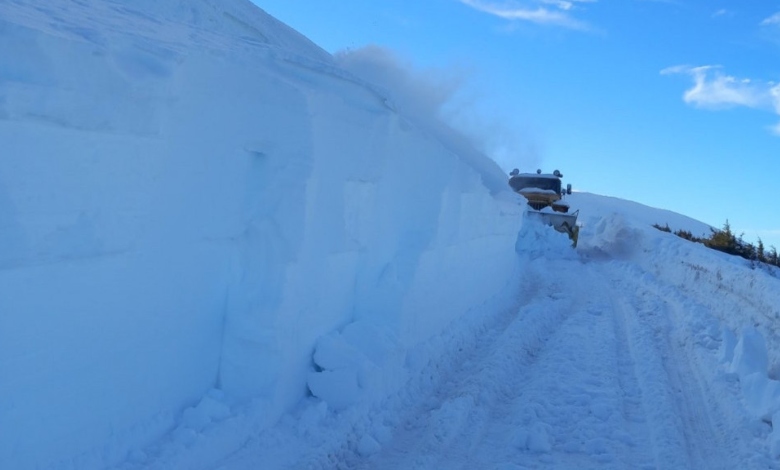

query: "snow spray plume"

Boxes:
[334, 46, 538, 193]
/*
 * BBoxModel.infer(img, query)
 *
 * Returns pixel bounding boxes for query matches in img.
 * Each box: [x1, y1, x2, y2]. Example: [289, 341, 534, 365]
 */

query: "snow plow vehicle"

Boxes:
[508, 169, 579, 246]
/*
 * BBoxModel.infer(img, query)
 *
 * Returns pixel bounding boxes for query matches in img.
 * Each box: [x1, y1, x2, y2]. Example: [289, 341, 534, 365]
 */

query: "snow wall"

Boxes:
[0, 1, 523, 469]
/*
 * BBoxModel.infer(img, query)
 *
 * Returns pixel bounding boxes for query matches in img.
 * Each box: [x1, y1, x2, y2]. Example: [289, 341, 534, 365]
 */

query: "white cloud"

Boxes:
[662, 65, 780, 134]
[459, 0, 594, 30]
[712, 9, 732, 18]
[541, 0, 595, 10]
[661, 65, 767, 108]
[761, 12, 780, 26]
[635, 0, 682, 5]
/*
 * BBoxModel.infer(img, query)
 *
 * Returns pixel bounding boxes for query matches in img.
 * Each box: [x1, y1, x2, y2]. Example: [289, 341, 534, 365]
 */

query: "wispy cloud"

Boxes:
[759, 12, 780, 47]
[712, 9, 732, 19]
[761, 12, 780, 26]
[662, 65, 780, 135]
[661, 65, 768, 109]
[459, 0, 595, 30]
[635, 0, 683, 5]
[541, 0, 595, 10]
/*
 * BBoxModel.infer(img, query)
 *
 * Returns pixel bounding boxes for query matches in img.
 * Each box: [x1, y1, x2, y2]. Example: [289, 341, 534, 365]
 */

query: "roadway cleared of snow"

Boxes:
[338, 255, 657, 470]
[286, 253, 750, 470]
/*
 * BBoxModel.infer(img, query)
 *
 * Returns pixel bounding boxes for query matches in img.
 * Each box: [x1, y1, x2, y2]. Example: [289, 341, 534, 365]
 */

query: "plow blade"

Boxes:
[526, 209, 580, 247]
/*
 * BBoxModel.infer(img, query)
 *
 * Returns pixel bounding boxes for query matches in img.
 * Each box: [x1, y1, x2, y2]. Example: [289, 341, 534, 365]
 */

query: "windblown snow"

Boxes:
[1, 1, 780, 470]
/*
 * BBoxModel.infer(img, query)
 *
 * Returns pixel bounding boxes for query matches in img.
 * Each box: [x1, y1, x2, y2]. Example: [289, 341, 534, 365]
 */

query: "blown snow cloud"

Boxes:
[334, 45, 539, 176]
[662, 65, 780, 135]
[459, 0, 595, 30]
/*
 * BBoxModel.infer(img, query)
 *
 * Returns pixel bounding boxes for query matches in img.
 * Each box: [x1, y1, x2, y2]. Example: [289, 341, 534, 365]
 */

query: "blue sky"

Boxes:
[254, 0, 780, 250]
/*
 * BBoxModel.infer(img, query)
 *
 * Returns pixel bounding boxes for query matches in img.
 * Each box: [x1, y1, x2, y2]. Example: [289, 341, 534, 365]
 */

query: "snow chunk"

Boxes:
[738, 373, 780, 421]
[312, 333, 365, 371]
[577, 212, 641, 258]
[728, 327, 768, 378]
[180, 390, 232, 432]
[728, 328, 780, 422]
[308, 321, 406, 410]
[515, 216, 577, 259]
[307, 369, 361, 411]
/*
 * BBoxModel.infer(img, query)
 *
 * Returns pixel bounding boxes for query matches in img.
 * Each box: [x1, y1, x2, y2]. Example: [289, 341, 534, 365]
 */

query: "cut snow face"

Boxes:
[0, 1, 522, 469]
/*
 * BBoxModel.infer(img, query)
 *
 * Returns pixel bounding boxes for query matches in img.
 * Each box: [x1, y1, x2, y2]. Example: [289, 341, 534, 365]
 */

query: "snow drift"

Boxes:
[0, 1, 522, 469]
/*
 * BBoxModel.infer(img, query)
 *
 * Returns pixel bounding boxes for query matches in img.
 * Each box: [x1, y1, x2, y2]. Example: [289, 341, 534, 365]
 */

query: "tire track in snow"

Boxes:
[340, 258, 580, 470]
[472, 262, 657, 470]
[610, 259, 778, 469]
[340, 257, 662, 470]
[341, 254, 745, 470]
[604, 263, 736, 470]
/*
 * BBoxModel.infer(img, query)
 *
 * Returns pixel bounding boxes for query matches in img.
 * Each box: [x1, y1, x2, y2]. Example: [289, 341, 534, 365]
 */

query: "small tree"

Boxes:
[675, 229, 696, 241]
[737, 233, 753, 260]
[707, 220, 740, 255]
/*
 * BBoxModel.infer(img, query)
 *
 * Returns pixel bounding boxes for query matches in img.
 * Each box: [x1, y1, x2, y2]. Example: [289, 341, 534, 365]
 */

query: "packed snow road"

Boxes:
[316, 255, 738, 470]
[336, 255, 655, 469]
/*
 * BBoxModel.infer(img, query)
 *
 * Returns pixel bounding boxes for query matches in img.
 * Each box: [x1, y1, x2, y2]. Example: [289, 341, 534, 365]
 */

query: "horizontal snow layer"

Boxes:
[0, 3, 520, 469]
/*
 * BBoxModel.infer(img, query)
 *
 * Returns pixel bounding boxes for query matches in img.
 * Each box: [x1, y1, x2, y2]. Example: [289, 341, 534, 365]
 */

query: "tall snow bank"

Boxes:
[0, 1, 522, 469]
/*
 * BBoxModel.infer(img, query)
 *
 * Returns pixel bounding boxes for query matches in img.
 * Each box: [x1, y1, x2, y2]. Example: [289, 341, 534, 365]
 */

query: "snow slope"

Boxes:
[0, 1, 521, 469]
[4, 1, 780, 470]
